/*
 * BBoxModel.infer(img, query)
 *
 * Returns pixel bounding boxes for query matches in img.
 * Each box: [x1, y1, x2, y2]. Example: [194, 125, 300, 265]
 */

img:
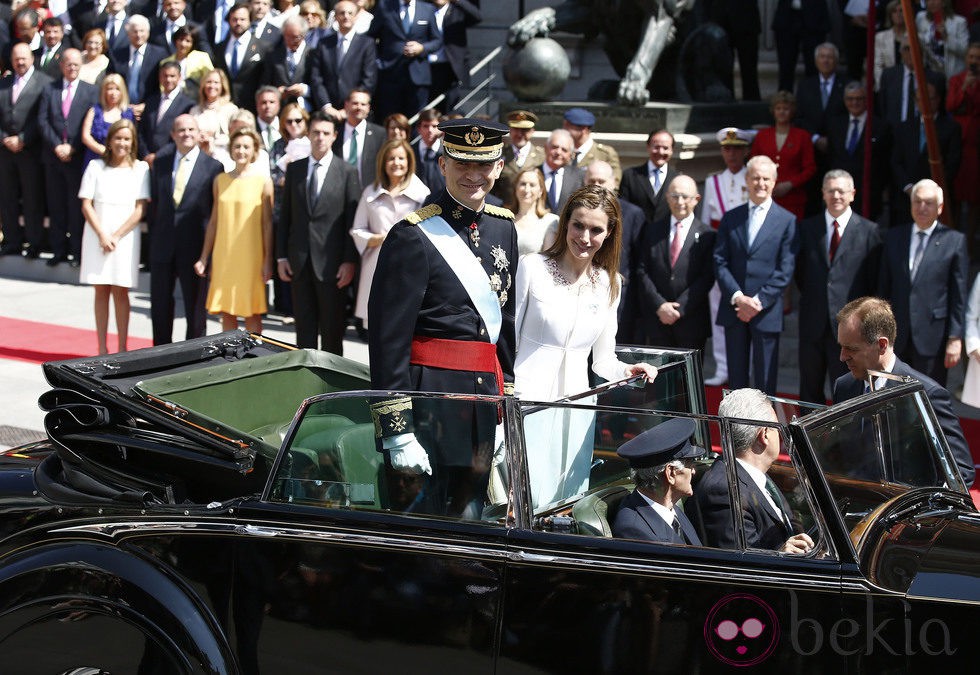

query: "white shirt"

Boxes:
[670, 213, 696, 252]
[909, 221, 938, 271]
[428, 2, 449, 62]
[735, 458, 783, 520]
[746, 197, 772, 247]
[165, 15, 187, 45]
[308, 152, 333, 195]
[636, 490, 678, 529]
[13, 66, 35, 92]
[574, 137, 593, 165]
[646, 160, 667, 194]
[343, 119, 367, 177]
[157, 87, 179, 121]
[129, 43, 147, 68]
[400, 0, 414, 26]
[225, 33, 250, 72]
[258, 119, 280, 150]
[512, 143, 529, 168]
[703, 167, 747, 225]
[825, 207, 852, 258]
[172, 145, 200, 181]
[106, 11, 126, 39]
[869, 352, 898, 391]
[420, 138, 441, 158]
[543, 164, 564, 199]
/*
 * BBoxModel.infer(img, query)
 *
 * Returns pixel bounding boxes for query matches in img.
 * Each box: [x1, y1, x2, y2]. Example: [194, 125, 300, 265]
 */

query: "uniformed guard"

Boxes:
[702, 126, 755, 387]
[563, 107, 622, 186]
[368, 118, 518, 517]
[493, 109, 546, 201]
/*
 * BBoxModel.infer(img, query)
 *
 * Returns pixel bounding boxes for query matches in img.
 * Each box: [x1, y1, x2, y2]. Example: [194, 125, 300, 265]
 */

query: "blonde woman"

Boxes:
[505, 167, 557, 256]
[81, 73, 133, 167]
[189, 69, 239, 159]
[350, 139, 430, 331]
[78, 119, 150, 354]
[195, 128, 274, 333]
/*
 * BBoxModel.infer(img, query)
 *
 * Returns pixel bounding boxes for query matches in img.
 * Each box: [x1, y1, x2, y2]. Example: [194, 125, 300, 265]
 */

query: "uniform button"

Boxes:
[477, 376, 484, 385]
[478, 257, 483, 262]
[480, 328, 486, 335]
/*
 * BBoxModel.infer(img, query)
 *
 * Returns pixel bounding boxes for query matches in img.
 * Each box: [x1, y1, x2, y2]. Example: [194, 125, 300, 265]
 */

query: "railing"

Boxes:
[408, 45, 503, 126]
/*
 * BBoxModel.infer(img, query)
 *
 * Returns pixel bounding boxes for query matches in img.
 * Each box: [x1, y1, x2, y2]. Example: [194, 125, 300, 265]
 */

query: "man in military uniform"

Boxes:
[701, 127, 754, 387]
[563, 106, 621, 186]
[492, 109, 545, 201]
[368, 118, 518, 518]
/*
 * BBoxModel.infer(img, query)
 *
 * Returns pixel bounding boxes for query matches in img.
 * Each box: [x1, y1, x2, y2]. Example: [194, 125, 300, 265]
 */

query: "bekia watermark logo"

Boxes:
[704, 591, 957, 664]
[704, 593, 779, 667]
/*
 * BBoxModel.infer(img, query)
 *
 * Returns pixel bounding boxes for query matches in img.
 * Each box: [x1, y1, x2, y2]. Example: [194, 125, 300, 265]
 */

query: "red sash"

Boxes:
[410, 337, 504, 396]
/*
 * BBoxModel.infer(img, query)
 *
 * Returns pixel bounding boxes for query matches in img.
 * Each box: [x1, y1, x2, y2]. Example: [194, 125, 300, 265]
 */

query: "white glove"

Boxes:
[492, 423, 506, 467]
[382, 433, 432, 475]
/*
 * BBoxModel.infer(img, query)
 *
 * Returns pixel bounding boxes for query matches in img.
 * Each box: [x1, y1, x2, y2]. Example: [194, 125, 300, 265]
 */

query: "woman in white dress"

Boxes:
[78, 119, 151, 355]
[506, 167, 557, 256]
[961, 273, 980, 407]
[350, 139, 430, 332]
[515, 185, 657, 508]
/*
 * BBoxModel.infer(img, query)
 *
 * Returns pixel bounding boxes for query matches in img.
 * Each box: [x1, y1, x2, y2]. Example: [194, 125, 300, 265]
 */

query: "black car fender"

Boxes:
[0, 540, 237, 674]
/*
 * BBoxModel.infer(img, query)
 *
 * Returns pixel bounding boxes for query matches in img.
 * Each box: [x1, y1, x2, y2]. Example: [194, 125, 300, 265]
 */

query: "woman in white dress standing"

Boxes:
[350, 139, 430, 333]
[506, 167, 557, 256]
[78, 119, 151, 355]
[515, 185, 657, 507]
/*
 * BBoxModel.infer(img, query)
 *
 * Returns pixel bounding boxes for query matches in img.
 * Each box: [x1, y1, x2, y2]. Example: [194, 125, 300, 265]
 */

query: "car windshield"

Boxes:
[799, 386, 965, 528]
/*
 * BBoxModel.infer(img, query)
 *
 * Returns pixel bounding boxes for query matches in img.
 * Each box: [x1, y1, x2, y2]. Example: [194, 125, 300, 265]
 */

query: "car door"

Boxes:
[498, 348, 847, 674]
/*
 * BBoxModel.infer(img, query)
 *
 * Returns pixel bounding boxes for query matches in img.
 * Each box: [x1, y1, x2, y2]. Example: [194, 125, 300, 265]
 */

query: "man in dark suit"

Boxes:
[149, 0, 200, 53]
[826, 82, 888, 220]
[148, 114, 224, 345]
[878, 179, 967, 386]
[109, 14, 168, 113]
[890, 82, 962, 227]
[414, 107, 445, 193]
[619, 129, 679, 226]
[772, 0, 830, 92]
[539, 128, 584, 214]
[247, 0, 281, 48]
[309, 0, 377, 119]
[333, 87, 384, 190]
[795, 170, 881, 405]
[215, 2, 267, 112]
[713, 156, 796, 395]
[277, 112, 360, 354]
[612, 418, 704, 545]
[38, 48, 98, 266]
[709, 0, 761, 100]
[0, 43, 52, 258]
[36, 17, 67, 78]
[427, 0, 480, 114]
[636, 175, 715, 355]
[262, 15, 312, 109]
[492, 109, 545, 201]
[96, 0, 131, 53]
[368, 0, 442, 121]
[793, 42, 845, 146]
[139, 61, 194, 165]
[367, 118, 517, 514]
[833, 296, 974, 488]
[195, 0, 237, 48]
[878, 39, 945, 129]
[691, 388, 815, 553]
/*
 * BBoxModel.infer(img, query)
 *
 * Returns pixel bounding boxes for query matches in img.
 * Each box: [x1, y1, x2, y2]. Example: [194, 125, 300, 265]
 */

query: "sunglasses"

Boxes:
[285, 118, 304, 124]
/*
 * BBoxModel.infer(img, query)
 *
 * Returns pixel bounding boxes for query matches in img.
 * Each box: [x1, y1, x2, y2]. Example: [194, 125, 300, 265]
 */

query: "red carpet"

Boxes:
[0, 316, 152, 364]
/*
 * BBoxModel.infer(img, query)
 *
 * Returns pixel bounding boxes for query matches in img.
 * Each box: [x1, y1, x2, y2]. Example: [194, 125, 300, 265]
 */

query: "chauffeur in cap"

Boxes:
[368, 118, 519, 517]
[493, 109, 546, 200]
[612, 417, 704, 545]
[563, 107, 622, 186]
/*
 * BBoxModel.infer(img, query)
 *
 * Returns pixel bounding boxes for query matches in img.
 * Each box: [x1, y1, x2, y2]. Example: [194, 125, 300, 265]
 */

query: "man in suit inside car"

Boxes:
[149, 114, 225, 344]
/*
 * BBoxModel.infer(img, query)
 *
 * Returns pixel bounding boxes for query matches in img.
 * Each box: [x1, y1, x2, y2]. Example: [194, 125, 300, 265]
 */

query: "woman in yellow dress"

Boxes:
[194, 128, 273, 333]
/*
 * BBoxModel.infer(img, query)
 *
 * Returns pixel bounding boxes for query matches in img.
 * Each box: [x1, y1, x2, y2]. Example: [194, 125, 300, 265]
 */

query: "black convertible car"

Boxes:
[1, 330, 978, 674]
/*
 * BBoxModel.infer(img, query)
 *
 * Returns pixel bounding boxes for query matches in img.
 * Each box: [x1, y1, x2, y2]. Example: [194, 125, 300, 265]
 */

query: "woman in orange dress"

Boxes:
[750, 91, 816, 221]
[194, 128, 273, 333]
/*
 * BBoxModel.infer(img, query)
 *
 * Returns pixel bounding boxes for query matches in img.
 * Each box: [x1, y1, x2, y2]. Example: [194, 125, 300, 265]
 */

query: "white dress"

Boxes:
[514, 253, 630, 508]
[78, 160, 151, 288]
[350, 175, 430, 327]
[515, 212, 558, 256]
[961, 274, 980, 407]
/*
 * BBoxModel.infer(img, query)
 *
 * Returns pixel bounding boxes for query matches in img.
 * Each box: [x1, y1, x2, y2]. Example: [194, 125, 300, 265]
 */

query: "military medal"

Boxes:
[452, 205, 463, 219]
[491, 245, 508, 271]
[469, 223, 480, 247]
[489, 273, 501, 291]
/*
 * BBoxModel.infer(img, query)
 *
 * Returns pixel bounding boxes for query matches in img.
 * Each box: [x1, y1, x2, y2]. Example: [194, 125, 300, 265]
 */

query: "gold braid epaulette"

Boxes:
[484, 204, 514, 220]
[405, 203, 442, 225]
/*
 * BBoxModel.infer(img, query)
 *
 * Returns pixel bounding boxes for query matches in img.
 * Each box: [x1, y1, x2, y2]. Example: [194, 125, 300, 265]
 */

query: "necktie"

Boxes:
[173, 154, 191, 205]
[128, 49, 142, 103]
[308, 160, 321, 210]
[911, 230, 927, 279]
[348, 128, 358, 165]
[547, 171, 559, 210]
[571, 151, 579, 167]
[402, 2, 412, 33]
[337, 36, 346, 64]
[107, 19, 116, 44]
[747, 204, 762, 247]
[671, 517, 685, 543]
[157, 93, 170, 122]
[822, 79, 831, 108]
[11, 77, 22, 105]
[904, 71, 914, 122]
[287, 51, 296, 80]
[919, 120, 927, 152]
[829, 219, 841, 262]
[669, 220, 683, 267]
[230, 40, 240, 78]
[42, 50, 51, 68]
[652, 167, 662, 194]
[846, 118, 860, 155]
[61, 82, 73, 119]
[764, 475, 792, 530]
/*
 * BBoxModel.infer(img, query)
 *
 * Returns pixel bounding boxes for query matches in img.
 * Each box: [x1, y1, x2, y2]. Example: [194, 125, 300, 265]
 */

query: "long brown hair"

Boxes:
[542, 184, 622, 303]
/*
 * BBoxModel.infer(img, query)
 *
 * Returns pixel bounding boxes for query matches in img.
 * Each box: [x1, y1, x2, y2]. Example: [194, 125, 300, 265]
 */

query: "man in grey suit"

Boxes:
[149, 115, 225, 345]
[878, 179, 968, 386]
[539, 128, 584, 214]
[612, 417, 704, 545]
[38, 48, 98, 267]
[277, 112, 361, 354]
[0, 43, 52, 258]
[795, 170, 881, 404]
